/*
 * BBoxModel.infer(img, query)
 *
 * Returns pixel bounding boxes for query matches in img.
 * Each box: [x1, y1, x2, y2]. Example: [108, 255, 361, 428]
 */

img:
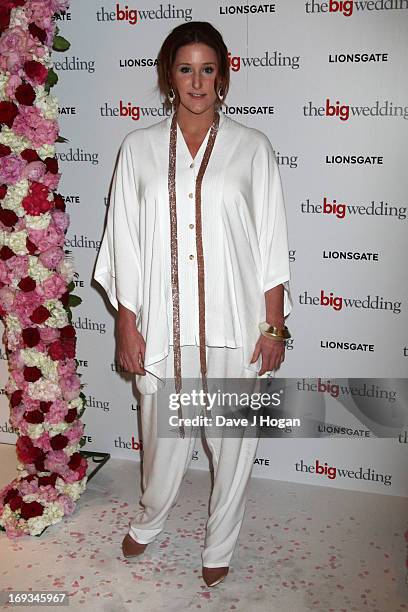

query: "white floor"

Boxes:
[0, 444, 407, 612]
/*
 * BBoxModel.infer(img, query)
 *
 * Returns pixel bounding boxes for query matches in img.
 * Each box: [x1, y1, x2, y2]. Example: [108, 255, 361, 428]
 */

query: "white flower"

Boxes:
[56, 478, 87, 502]
[0, 127, 31, 153]
[2, 179, 29, 211]
[46, 421, 69, 435]
[34, 88, 59, 121]
[26, 423, 45, 439]
[1, 504, 14, 522]
[65, 443, 80, 456]
[37, 144, 56, 160]
[25, 212, 51, 230]
[0, 74, 9, 101]
[20, 348, 59, 382]
[40, 48, 53, 70]
[5, 314, 21, 333]
[9, 7, 29, 28]
[69, 397, 84, 411]
[27, 516, 48, 536]
[44, 502, 65, 524]
[27, 379, 60, 401]
[8, 231, 28, 255]
[44, 300, 69, 328]
[28, 256, 52, 282]
[58, 258, 76, 284]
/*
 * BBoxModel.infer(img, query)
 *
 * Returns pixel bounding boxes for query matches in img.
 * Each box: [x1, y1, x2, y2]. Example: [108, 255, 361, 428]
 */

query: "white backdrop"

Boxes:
[1, 0, 407, 496]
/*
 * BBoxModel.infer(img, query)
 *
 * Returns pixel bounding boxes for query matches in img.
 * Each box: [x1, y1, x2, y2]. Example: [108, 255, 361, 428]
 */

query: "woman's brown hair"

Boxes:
[156, 21, 230, 111]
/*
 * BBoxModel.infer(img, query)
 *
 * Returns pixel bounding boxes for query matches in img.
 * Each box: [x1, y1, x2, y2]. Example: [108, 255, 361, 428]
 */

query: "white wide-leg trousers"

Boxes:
[128, 345, 260, 568]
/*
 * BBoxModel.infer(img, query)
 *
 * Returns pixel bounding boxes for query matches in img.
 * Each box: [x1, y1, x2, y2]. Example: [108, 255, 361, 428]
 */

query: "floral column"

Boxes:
[0, 0, 88, 537]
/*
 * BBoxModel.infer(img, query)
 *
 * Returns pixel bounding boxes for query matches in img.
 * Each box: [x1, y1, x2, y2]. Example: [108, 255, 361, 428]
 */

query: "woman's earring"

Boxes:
[168, 87, 175, 104]
[217, 87, 224, 101]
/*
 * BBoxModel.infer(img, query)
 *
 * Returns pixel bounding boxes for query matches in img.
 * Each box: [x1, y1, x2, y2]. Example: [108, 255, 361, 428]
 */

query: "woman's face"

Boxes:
[170, 42, 220, 116]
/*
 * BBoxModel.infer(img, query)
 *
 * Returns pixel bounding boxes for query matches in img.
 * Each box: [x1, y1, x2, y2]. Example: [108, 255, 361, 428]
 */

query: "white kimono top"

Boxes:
[93, 109, 293, 394]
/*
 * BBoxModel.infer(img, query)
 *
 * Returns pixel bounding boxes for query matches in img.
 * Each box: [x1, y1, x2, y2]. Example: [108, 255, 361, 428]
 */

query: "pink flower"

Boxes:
[60, 373, 81, 401]
[0, 27, 41, 74]
[0, 154, 27, 184]
[44, 449, 69, 474]
[5, 74, 22, 100]
[10, 404, 27, 429]
[29, 224, 63, 253]
[38, 246, 64, 269]
[40, 172, 60, 191]
[65, 419, 84, 443]
[0, 263, 14, 286]
[0, 286, 15, 310]
[12, 106, 58, 149]
[59, 494, 76, 515]
[52, 210, 69, 234]
[21, 160, 46, 182]
[39, 327, 60, 343]
[36, 273, 66, 299]
[34, 431, 52, 451]
[57, 358, 76, 378]
[47, 399, 69, 423]
[25, 0, 56, 31]
[7, 255, 29, 279]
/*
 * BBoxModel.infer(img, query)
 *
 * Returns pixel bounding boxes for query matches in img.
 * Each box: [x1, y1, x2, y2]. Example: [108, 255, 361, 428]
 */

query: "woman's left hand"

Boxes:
[250, 335, 285, 375]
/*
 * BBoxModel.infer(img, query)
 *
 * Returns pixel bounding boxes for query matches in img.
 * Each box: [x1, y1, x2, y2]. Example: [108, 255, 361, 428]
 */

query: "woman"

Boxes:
[93, 21, 292, 587]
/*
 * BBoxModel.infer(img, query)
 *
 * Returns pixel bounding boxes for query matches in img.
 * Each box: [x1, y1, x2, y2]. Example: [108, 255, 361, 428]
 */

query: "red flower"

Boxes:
[23, 366, 42, 382]
[24, 409, 44, 424]
[0, 101, 18, 128]
[26, 237, 38, 254]
[60, 325, 75, 339]
[4, 1, 26, 7]
[21, 149, 40, 162]
[4, 488, 19, 505]
[62, 337, 76, 358]
[20, 500, 44, 520]
[0, 207, 18, 227]
[60, 291, 69, 307]
[50, 434, 68, 451]
[0, 144, 11, 157]
[68, 452, 82, 470]
[24, 60, 48, 85]
[16, 436, 42, 464]
[0, 8, 11, 34]
[9, 495, 23, 511]
[40, 401, 52, 413]
[44, 157, 58, 174]
[38, 473, 58, 487]
[48, 340, 65, 361]
[28, 22, 46, 44]
[15, 82, 36, 106]
[0, 184, 7, 200]
[0, 245, 15, 260]
[65, 408, 77, 423]
[54, 193, 66, 211]
[30, 305, 50, 324]
[10, 389, 23, 407]
[18, 276, 36, 292]
[34, 456, 45, 472]
[22, 327, 40, 347]
[22, 182, 52, 216]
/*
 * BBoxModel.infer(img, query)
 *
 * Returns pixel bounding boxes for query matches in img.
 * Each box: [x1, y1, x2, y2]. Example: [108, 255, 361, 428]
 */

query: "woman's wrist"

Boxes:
[118, 302, 138, 329]
[265, 316, 285, 328]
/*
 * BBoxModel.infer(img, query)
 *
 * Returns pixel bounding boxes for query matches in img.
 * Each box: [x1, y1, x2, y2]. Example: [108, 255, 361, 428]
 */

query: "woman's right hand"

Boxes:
[117, 303, 146, 375]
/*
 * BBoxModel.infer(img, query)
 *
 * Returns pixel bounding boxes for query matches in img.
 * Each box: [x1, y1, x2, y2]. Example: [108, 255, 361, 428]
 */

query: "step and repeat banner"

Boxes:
[1, 1, 407, 496]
